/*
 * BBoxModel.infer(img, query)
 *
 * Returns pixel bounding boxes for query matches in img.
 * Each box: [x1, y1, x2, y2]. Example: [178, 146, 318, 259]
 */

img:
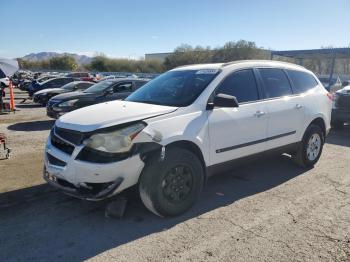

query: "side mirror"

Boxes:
[207, 93, 239, 109]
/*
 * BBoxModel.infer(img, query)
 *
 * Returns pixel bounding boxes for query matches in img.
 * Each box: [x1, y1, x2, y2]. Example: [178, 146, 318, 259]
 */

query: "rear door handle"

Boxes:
[254, 111, 266, 117]
[295, 104, 303, 109]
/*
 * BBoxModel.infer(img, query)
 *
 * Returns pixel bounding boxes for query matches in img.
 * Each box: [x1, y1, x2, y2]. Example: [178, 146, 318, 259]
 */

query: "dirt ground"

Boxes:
[0, 90, 349, 262]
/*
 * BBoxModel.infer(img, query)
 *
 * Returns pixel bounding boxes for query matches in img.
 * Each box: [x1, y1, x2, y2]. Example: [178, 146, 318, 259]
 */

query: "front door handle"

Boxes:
[295, 104, 303, 109]
[254, 111, 266, 117]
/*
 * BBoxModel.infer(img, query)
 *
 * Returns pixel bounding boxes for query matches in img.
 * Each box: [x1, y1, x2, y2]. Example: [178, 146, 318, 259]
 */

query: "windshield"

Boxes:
[126, 69, 219, 107]
[37, 76, 52, 83]
[84, 80, 114, 93]
[61, 82, 76, 90]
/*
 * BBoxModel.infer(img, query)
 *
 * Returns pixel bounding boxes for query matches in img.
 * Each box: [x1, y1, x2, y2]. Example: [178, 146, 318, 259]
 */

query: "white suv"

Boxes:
[44, 60, 332, 217]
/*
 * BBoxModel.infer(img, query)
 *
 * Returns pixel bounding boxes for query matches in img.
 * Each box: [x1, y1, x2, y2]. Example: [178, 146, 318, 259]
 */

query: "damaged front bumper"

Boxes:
[44, 132, 147, 200]
[43, 168, 124, 200]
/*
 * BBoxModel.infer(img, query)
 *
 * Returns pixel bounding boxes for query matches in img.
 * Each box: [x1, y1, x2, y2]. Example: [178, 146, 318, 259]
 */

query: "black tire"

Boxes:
[331, 120, 344, 129]
[292, 124, 324, 168]
[139, 147, 204, 217]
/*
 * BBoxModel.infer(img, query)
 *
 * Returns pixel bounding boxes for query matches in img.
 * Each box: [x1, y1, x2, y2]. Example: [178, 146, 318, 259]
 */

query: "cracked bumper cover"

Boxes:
[44, 168, 124, 200]
[43, 134, 147, 200]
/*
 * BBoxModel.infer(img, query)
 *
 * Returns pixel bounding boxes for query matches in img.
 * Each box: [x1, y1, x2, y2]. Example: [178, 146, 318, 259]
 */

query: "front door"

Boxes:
[208, 69, 269, 165]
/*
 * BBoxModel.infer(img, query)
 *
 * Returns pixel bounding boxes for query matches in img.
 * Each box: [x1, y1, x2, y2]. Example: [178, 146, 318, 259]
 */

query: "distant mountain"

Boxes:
[22, 52, 93, 65]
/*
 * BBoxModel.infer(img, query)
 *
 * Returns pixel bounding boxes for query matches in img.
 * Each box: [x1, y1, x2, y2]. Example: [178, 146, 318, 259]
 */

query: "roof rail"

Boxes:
[221, 59, 306, 69]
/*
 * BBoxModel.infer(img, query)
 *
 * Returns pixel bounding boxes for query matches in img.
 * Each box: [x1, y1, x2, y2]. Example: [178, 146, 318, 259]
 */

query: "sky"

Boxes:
[1, 0, 350, 59]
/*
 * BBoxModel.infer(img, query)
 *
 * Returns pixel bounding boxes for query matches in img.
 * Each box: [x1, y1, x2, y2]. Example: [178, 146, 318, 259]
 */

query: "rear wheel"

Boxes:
[139, 147, 204, 217]
[292, 124, 324, 168]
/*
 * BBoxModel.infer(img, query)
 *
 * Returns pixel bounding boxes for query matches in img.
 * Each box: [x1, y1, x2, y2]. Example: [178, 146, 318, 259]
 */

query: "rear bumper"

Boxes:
[332, 109, 350, 123]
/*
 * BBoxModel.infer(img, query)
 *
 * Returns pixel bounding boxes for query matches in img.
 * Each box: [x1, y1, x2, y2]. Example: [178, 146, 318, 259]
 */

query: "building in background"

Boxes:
[145, 52, 173, 62]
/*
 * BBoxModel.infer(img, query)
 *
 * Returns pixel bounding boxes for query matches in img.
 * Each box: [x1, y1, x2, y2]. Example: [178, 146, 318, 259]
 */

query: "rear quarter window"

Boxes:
[287, 70, 318, 94]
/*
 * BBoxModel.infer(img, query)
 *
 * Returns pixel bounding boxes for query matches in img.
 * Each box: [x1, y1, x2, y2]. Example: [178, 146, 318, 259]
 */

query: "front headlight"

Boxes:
[83, 122, 146, 153]
[58, 99, 78, 107]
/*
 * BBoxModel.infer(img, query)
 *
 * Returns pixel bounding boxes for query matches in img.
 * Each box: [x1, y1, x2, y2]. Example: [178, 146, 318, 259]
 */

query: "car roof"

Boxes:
[41, 77, 75, 84]
[103, 77, 150, 82]
[69, 81, 94, 84]
[172, 60, 309, 73]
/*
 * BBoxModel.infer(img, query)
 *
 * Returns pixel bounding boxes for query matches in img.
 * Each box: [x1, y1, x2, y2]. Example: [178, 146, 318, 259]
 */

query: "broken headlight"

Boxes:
[83, 123, 146, 153]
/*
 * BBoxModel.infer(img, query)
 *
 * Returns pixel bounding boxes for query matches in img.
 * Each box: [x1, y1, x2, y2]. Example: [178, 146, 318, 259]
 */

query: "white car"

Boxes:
[0, 77, 10, 87]
[44, 60, 332, 217]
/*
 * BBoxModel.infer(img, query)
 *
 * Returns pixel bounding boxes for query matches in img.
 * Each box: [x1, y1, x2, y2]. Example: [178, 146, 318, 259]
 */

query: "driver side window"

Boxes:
[112, 82, 132, 93]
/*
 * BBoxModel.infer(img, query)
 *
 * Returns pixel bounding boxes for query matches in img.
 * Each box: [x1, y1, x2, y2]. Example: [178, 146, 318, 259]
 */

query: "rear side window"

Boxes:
[287, 70, 318, 94]
[216, 69, 259, 103]
[259, 68, 293, 98]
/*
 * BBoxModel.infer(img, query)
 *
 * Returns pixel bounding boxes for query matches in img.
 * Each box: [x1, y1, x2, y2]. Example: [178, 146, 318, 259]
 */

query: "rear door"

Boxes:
[257, 68, 305, 150]
[208, 69, 269, 165]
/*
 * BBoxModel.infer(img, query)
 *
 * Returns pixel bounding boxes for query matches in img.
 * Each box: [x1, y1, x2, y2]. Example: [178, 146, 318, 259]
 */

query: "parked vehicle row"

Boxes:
[29, 77, 78, 97]
[46, 78, 149, 118]
[43, 60, 333, 217]
[33, 81, 94, 106]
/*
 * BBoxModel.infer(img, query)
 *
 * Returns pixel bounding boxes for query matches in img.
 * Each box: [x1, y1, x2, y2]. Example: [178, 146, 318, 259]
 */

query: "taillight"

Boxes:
[327, 93, 334, 101]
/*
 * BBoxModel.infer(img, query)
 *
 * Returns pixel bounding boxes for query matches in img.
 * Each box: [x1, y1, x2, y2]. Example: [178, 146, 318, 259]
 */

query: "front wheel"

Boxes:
[292, 124, 324, 168]
[139, 147, 204, 217]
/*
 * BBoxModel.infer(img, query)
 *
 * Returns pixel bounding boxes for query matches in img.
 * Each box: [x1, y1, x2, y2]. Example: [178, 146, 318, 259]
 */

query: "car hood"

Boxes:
[56, 100, 178, 132]
[51, 91, 95, 101]
[34, 88, 66, 95]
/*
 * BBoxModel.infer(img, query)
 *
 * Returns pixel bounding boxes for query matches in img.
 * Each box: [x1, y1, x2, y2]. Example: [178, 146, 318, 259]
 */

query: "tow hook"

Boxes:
[159, 146, 166, 161]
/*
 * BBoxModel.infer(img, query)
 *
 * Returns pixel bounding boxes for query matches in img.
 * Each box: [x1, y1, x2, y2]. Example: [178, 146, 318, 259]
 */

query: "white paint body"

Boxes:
[44, 60, 332, 198]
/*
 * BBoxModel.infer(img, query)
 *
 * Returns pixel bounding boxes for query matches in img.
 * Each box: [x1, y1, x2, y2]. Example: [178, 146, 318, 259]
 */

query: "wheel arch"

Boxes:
[165, 140, 208, 180]
[308, 117, 326, 139]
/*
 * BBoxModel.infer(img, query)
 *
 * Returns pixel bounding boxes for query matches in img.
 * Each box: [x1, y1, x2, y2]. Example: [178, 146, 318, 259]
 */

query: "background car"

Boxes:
[318, 76, 342, 92]
[331, 81, 350, 128]
[0, 77, 10, 87]
[66, 72, 94, 82]
[46, 78, 149, 118]
[33, 81, 94, 106]
[28, 77, 77, 97]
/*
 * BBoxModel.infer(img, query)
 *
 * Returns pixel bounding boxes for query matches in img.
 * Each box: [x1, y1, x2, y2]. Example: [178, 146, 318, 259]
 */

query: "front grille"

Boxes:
[47, 153, 66, 167]
[51, 133, 75, 155]
[55, 127, 84, 145]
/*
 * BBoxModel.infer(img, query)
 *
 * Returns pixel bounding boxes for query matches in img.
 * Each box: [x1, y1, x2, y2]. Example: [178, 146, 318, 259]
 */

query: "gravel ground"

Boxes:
[0, 90, 349, 262]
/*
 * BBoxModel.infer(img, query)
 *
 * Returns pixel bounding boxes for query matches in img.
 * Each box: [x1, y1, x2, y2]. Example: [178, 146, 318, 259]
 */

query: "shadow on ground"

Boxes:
[7, 120, 55, 131]
[326, 124, 350, 147]
[0, 154, 307, 261]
